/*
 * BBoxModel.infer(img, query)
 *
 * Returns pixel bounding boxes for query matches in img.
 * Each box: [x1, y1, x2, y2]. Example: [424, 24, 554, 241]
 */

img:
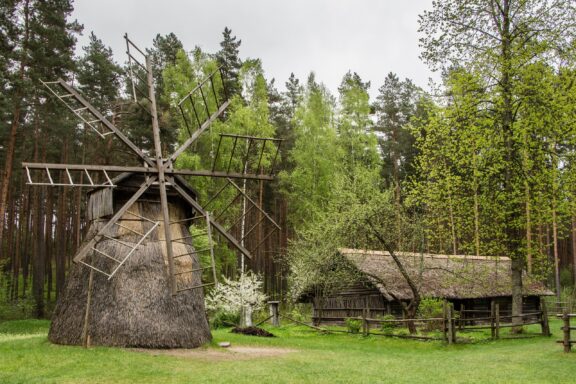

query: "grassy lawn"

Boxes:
[1, 319, 576, 383]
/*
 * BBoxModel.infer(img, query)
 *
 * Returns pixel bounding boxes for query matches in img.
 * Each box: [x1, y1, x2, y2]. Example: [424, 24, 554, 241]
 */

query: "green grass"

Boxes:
[1, 319, 575, 383]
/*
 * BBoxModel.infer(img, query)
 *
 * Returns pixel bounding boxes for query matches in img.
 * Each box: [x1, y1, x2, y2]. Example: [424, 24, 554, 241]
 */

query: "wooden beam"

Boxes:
[168, 176, 253, 260]
[147, 55, 177, 296]
[23, 163, 275, 181]
[73, 176, 156, 263]
[57, 79, 155, 167]
[169, 100, 230, 164]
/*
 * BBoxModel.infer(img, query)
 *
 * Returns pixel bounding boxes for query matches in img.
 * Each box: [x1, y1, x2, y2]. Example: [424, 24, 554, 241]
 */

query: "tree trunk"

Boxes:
[572, 215, 576, 285]
[448, 193, 458, 255]
[552, 196, 560, 301]
[0, 0, 30, 260]
[525, 181, 533, 274]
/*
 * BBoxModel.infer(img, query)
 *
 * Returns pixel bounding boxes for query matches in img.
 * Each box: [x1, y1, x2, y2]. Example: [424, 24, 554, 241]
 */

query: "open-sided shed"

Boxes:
[299, 249, 553, 325]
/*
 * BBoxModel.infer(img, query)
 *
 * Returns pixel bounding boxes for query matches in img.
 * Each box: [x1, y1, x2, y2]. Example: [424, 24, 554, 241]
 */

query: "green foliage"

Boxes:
[560, 267, 574, 290]
[418, 298, 444, 332]
[209, 310, 240, 329]
[374, 72, 421, 198]
[379, 314, 397, 332]
[345, 318, 362, 334]
[280, 73, 343, 229]
[287, 190, 424, 300]
[0, 297, 35, 322]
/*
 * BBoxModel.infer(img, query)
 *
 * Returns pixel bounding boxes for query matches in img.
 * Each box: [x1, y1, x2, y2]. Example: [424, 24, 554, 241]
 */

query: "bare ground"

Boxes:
[131, 345, 298, 361]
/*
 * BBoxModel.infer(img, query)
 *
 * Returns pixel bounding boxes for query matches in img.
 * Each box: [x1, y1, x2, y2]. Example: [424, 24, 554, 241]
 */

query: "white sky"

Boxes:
[72, 0, 438, 99]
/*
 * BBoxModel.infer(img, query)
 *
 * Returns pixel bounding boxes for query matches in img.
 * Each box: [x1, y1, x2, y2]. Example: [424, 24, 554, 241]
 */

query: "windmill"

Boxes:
[23, 35, 281, 348]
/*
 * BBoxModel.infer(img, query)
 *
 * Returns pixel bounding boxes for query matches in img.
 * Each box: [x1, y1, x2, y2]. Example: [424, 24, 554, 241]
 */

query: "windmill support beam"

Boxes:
[146, 55, 177, 296]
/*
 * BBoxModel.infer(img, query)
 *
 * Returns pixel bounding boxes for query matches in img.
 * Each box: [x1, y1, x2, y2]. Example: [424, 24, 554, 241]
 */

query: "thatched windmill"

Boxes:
[22, 35, 280, 348]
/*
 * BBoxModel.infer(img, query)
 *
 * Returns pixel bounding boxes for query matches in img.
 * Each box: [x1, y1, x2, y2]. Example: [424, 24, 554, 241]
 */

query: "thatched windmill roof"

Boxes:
[338, 248, 553, 301]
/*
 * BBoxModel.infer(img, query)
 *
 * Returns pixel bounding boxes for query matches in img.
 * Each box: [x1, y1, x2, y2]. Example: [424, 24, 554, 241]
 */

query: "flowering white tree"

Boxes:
[205, 271, 267, 327]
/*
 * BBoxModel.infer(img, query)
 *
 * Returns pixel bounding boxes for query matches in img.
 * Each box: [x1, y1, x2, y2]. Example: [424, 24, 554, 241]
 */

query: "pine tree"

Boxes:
[216, 27, 242, 96]
[374, 73, 419, 205]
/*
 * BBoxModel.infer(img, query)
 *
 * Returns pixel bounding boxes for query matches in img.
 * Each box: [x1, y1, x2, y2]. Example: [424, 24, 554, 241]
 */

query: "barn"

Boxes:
[299, 248, 553, 326]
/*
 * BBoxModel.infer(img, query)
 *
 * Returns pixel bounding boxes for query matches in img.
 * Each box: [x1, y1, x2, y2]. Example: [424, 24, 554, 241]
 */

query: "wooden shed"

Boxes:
[299, 249, 553, 326]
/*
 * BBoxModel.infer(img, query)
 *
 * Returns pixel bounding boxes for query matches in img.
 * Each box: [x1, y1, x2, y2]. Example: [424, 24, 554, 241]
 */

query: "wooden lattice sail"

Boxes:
[24, 35, 280, 348]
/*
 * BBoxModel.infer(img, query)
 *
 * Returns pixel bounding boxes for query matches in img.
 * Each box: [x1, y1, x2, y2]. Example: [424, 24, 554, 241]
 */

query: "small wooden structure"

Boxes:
[300, 249, 553, 326]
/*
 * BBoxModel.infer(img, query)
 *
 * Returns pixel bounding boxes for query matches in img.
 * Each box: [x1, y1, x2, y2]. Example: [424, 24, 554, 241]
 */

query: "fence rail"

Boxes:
[556, 312, 576, 352]
[273, 301, 551, 344]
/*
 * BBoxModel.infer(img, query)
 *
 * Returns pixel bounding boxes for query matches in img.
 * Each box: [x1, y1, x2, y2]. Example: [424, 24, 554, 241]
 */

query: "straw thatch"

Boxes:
[339, 248, 552, 301]
[49, 176, 211, 348]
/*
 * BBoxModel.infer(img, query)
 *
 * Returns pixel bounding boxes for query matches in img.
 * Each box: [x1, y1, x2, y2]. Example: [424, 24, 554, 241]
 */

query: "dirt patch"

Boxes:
[132, 345, 297, 361]
[231, 326, 275, 337]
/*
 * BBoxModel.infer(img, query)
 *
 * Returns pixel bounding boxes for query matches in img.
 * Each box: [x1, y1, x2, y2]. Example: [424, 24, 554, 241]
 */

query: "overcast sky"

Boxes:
[72, 0, 437, 99]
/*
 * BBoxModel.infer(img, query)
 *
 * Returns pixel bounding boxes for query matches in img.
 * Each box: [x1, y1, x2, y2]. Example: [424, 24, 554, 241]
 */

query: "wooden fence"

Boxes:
[557, 312, 576, 352]
[269, 301, 551, 344]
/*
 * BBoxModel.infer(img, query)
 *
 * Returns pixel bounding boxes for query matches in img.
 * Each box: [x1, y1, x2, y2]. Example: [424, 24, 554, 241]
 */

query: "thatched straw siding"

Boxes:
[49, 195, 210, 348]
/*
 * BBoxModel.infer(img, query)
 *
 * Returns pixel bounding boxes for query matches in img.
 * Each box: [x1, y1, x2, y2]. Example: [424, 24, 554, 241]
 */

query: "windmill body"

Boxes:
[24, 35, 280, 348]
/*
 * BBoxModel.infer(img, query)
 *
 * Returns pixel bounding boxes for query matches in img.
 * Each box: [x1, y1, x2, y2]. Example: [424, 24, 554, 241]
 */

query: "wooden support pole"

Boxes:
[447, 304, 454, 345]
[495, 303, 500, 339]
[563, 310, 571, 353]
[491, 300, 496, 339]
[268, 301, 280, 327]
[442, 301, 448, 343]
[450, 304, 456, 343]
[540, 299, 550, 337]
[362, 308, 368, 336]
[82, 269, 94, 348]
[459, 304, 465, 330]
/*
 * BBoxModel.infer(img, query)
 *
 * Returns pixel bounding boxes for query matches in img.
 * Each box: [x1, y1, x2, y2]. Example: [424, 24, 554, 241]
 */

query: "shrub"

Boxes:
[380, 314, 397, 332]
[210, 310, 240, 329]
[345, 318, 362, 334]
[418, 297, 444, 332]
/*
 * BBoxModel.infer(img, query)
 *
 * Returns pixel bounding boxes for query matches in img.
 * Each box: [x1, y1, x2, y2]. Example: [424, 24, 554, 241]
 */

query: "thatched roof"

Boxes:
[339, 248, 553, 300]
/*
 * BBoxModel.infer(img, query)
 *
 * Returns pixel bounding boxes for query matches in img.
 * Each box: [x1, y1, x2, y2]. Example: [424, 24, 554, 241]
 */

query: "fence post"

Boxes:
[490, 300, 496, 339]
[495, 303, 500, 339]
[442, 301, 448, 343]
[268, 301, 280, 327]
[563, 310, 571, 353]
[447, 304, 454, 345]
[459, 304, 465, 331]
[362, 308, 369, 336]
[450, 303, 457, 343]
[540, 299, 550, 336]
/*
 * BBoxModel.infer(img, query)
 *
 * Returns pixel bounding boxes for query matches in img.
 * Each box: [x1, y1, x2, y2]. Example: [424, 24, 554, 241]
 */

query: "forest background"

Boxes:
[1, 0, 575, 320]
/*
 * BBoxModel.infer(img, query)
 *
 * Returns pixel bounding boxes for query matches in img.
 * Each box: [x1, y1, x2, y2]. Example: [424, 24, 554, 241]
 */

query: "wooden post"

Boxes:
[495, 303, 500, 339]
[447, 304, 454, 345]
[442, 300, 448, 342]
[563, 310, 571, 353]
[459, 304, 465, 330]
[82, 269, 94, 348]
[268, 301, 280, 327]
[490, 300, 496, 339]
[540, 299, 550, 336]
[450, 304, 457, 343]
[362, 308, 368, 336]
